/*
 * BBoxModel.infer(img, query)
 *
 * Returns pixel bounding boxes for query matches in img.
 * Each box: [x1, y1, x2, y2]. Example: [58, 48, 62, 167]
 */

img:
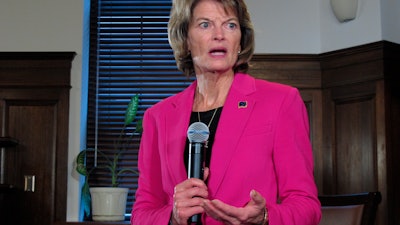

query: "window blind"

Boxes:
[87, 0, 193, 219]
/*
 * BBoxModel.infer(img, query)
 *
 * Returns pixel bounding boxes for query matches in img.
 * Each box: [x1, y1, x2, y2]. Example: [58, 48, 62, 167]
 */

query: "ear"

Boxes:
[186, 35, 193, 52]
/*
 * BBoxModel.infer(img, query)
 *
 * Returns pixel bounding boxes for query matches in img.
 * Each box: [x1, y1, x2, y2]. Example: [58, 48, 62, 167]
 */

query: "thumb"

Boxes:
[250, 189, 265, 206]
[203, 167, 210, 181]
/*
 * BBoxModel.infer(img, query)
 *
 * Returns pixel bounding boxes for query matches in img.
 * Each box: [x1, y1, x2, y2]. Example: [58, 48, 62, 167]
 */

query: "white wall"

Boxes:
[247, 0, 400, 54]
[0, 0, 399, 221]
[246, 0, 321, 54]
[320, 0, 383, 52]
[381, 0, 400, 43]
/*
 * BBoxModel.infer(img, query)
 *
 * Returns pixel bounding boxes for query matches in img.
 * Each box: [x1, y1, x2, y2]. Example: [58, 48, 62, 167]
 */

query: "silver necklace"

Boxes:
[198, 108, 218, 128]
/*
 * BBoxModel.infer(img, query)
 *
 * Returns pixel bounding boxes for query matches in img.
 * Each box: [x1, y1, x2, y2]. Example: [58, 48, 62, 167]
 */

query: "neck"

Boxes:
[193, 73, 233, 111]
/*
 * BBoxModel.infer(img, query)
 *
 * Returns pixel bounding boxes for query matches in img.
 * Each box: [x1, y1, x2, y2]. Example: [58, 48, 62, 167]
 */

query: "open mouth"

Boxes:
[209, 48, 227, 55]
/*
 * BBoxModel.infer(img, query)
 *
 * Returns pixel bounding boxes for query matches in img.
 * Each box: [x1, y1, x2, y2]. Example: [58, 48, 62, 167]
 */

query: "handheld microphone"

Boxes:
[187, 122, 209, 224]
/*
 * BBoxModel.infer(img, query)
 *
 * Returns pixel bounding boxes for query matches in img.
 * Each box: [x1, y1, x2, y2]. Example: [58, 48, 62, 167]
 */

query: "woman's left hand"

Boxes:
[203, 189, 266, 225]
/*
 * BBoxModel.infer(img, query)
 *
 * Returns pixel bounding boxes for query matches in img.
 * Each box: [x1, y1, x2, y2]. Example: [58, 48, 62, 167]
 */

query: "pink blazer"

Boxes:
[131, 73, 321, 225]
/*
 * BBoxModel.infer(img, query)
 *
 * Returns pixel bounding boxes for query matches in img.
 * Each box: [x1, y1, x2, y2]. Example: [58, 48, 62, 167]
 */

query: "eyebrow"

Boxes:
[193, 17, 239, 23]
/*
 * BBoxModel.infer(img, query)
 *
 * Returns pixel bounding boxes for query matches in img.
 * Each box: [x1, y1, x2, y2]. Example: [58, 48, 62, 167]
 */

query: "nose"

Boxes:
[213, 26, 225, 40]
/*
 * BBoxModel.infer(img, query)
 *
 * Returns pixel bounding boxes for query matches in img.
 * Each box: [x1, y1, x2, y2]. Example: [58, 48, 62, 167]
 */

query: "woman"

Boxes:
[131, 0, 321, 224]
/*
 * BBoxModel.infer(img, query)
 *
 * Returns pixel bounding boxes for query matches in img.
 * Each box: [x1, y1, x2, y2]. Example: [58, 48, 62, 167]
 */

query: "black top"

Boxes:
[184, 107, 223, 171]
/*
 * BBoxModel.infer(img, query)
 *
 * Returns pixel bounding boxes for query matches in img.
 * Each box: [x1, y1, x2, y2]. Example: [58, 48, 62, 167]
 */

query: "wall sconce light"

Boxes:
[330, 0, 358, 22]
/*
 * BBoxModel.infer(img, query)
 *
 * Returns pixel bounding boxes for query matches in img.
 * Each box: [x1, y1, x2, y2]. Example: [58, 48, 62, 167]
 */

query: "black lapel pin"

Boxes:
[238, 101, 247, 108]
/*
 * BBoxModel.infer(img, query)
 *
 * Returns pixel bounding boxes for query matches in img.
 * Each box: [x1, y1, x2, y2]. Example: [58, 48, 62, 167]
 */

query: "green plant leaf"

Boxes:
[76, 150, 88, 176]
[124, 94, 139, 126]
[135, 119, 143, 134]
[118, 168, 139, 175]
[76, 94, 142, 190]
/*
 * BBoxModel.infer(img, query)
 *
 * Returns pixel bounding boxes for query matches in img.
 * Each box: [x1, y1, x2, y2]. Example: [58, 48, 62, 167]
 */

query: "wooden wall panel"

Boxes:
[250, 41, 400, 225]
[334, 91, 376, 193]
[323, 81, 378, 194]
[250, 54, 321, 89]
[320, 41, 400, 225]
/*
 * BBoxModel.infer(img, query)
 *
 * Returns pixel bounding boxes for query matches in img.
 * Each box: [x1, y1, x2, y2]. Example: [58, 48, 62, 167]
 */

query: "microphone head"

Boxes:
[187, 122, 210, 143]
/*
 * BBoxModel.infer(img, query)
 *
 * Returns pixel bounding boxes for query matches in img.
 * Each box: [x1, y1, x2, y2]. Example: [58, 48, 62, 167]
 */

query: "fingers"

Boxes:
[172, 178, 209, 224]
[203, 199, 245, 224]
[174, 178, 208, 199]
[203, 199, 226, 222]
[203, 190, 267, 224]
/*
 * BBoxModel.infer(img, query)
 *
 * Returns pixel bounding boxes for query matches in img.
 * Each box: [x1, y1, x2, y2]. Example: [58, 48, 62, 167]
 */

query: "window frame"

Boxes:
[86, 0, 193, 220]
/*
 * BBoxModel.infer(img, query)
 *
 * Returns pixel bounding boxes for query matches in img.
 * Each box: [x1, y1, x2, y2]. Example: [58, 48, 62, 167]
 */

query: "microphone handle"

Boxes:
[188, 142, 205, 224]
[188, 142, 205, 179]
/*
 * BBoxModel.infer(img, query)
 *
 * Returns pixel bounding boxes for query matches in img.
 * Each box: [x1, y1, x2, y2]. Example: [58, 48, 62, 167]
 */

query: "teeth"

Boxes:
[211, 51, 225, 55]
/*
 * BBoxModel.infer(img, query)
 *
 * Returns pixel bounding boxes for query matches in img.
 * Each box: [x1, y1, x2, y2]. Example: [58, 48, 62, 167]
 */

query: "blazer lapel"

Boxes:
[207, 73, 256, 196]
[164, 83, 196, 185]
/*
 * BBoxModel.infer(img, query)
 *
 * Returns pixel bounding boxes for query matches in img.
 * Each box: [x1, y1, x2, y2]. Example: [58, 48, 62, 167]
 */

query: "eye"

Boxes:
[199, 22, 209, 29]
[228, 23, 237, 29]
[225, 22, 238, 30]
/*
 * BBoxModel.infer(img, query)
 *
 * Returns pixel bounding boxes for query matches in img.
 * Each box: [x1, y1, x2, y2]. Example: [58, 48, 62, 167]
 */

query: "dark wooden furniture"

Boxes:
[0, 137, 19, 225]
[249, 41, 400, 225]
[0, 52, 75, 225]
[0, 137, 18, 147]
[319, 192, 382, 225]
[0, 137, 18, 191]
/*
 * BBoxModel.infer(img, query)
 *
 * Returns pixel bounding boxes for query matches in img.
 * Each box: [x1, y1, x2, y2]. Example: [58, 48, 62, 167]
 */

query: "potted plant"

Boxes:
[76, 94, 142, 221]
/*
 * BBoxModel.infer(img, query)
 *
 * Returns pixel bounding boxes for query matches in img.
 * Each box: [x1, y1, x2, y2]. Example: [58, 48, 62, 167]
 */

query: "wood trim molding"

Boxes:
[249, 54, 321, 89]
[250, 41, 400, 89]
[0, 52, 76, 88]
[321, 41, 400, 88]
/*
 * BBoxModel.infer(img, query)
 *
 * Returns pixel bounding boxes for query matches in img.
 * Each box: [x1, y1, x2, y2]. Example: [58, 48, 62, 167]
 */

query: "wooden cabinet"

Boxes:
[250, 41, 400, 225]
[0, 52, 75, 225]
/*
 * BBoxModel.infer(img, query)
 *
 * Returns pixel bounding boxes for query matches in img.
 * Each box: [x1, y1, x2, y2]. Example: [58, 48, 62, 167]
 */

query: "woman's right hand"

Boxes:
[170, 168, 210, 225]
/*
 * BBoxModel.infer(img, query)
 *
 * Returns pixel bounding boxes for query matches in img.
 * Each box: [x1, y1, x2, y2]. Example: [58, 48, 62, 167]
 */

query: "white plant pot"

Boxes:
[90, 187, 129, 221]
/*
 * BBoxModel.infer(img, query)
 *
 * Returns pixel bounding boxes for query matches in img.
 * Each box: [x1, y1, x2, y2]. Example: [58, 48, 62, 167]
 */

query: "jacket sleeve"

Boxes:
[267, 88, 322, 225]
[131, 109, 173, 225]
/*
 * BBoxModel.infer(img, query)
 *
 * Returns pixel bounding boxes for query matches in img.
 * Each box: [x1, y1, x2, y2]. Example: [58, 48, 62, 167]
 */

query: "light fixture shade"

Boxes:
[330, 0, 358, 22]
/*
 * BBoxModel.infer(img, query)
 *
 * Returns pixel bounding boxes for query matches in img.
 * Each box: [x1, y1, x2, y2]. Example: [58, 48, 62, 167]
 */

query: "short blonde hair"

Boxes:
[168, 0, 255, 76]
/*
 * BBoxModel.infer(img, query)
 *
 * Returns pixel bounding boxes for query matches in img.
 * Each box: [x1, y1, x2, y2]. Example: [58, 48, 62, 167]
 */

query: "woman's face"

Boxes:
[187, 0, 241, 75]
